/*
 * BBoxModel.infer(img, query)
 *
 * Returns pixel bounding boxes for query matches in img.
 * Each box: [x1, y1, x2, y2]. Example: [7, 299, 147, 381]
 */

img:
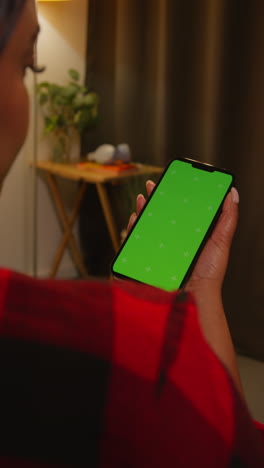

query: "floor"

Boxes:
[237, 354, 264, 423]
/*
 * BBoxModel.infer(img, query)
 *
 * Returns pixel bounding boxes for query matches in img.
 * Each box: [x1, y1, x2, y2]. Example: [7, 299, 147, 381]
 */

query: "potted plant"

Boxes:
[37, 69, 99, 162]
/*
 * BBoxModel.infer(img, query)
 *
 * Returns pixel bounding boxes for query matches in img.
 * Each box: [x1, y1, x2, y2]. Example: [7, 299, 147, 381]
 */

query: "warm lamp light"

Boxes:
[37, 1, 71, 2]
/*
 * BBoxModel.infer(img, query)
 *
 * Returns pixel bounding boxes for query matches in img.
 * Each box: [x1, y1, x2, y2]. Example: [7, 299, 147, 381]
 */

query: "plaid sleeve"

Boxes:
[0, 268, 263, 467]
[255, 421, 264, 444]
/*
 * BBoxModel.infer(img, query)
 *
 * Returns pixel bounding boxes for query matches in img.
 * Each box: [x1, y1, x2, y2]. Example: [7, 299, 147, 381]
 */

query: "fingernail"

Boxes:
[130, 212, 137, 223]
[146, 180, 155, 186]
[137, 193, 144, 201]
[231, 187, 239, 204]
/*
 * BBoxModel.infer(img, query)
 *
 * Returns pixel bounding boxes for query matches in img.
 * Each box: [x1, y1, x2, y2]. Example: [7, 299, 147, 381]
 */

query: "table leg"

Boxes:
[96, 182, 120, 253]
[46, 174, 89, 278]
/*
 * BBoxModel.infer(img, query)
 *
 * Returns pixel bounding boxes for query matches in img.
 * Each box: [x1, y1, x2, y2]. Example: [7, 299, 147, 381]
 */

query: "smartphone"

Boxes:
[111, 157, 234, 291]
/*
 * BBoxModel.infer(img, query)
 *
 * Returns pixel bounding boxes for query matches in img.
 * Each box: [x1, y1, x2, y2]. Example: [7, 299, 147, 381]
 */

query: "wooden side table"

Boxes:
[35, 161, 163, 278]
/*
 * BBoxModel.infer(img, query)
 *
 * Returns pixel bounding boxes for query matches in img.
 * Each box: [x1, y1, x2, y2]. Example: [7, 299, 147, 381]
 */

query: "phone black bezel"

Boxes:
[111, 157, 235, 290]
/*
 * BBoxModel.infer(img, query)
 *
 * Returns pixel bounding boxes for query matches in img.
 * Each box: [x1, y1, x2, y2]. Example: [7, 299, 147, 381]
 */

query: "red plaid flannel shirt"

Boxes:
[0, 268, 263, 467]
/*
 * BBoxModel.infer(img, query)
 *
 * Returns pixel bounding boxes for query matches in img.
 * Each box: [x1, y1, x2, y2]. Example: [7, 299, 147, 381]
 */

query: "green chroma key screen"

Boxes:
[112, 159, 233, 291]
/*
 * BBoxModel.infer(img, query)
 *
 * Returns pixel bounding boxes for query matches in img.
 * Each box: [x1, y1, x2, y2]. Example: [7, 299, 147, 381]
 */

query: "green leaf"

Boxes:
[69, 81, 81, 90]
[61, 84, 78, 99]
[39, 94, 49, 106]
[80, 86, 88, 94]
[69, 69, 80, 82]
[44, 116, 58, 134]
[73, 92, 98, 110]
[36, 68, 99, 137]
[73, 94, 86, 109]
[36, 82, 50, 92]
[73, 106, 99, 131]
[83, 92, 98, 107]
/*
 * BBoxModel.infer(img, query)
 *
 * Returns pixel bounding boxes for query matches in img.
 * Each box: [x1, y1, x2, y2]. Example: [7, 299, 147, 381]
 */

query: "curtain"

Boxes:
[81, 0, 264, 360]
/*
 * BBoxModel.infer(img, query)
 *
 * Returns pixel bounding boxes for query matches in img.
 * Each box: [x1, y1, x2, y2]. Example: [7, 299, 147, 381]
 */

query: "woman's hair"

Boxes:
[0, 0, 25, 53]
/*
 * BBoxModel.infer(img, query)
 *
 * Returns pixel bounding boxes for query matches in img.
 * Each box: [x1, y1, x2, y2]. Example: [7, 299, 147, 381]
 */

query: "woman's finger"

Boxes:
[146, 180, 156, 197]
[127, 212, 137, 233]
[127, 180, 156, 234]
[136, 194, 146, 215]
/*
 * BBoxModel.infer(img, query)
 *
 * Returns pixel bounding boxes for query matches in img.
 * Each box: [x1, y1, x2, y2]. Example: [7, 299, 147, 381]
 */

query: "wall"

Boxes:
[36, 0, 89, 277]
[0, 69, 37, 273]
[0, 0, 89, 277]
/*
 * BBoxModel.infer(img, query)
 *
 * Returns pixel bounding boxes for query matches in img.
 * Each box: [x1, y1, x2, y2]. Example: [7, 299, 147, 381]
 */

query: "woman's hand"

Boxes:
[127, 180, 242, 395]
[127, 179, 239, 297]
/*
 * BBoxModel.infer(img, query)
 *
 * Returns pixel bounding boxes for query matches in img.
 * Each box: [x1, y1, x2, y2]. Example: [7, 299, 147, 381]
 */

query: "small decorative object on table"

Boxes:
[77, 143, 135, 175]
[86, 143, 131, 164]
[77, 143, 136, 174]
[37, 69, 99, 162]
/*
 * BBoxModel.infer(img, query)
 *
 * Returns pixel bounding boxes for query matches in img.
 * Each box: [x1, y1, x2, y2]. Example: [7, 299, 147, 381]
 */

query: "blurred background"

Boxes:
[0, 0, 263, 416]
